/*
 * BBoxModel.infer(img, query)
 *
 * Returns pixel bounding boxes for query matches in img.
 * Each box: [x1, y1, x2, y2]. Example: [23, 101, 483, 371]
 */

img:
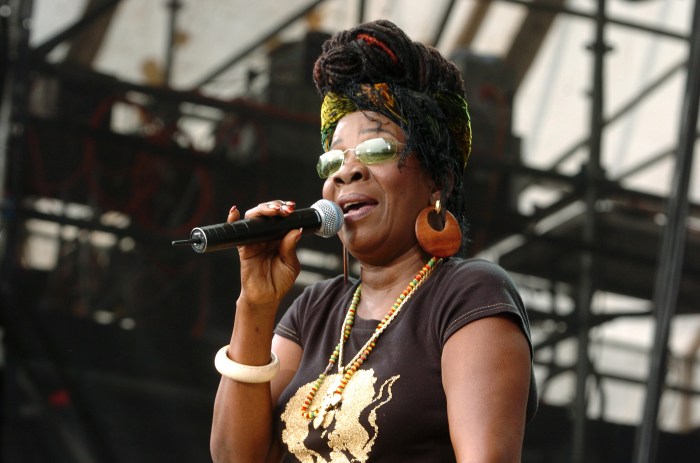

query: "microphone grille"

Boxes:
[312, 200, 344, 238]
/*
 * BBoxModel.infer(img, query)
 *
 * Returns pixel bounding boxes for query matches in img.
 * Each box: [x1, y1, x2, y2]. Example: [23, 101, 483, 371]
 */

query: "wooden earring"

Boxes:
[415, 200, 462, 257]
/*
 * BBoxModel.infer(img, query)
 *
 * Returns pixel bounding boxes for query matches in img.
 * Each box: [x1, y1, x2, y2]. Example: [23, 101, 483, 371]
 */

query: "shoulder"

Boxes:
[424, 257, 528, 345]
[434, 257, 520, 298]
[442, 257, 515, 279]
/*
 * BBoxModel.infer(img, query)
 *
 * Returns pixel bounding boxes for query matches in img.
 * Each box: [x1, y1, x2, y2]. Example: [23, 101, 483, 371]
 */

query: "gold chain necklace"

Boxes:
[301, 257, 441, 427]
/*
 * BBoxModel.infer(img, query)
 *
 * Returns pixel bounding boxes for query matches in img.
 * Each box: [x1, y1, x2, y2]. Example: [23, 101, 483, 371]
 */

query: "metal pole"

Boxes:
[358, 0, 366, 24]
[571, 1, 608, 461]
[633, 0, 700, 461]
[0, 0, 31, 255]
[432, 0, 457, 46]
[547, 59, 686, 170]
[163, 0, 182, 87]
[496, 0, 687, 41]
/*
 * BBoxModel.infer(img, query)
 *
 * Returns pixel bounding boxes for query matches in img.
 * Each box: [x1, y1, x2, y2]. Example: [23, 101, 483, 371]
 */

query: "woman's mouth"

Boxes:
[341, 200, 378, 221]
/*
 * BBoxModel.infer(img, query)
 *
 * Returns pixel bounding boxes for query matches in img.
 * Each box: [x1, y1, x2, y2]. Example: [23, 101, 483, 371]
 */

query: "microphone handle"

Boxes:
[189, 208, 321, 253]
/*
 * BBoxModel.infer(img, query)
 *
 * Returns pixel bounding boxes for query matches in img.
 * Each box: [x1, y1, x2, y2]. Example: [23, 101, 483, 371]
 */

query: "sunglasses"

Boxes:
[316, 137, 404, 178]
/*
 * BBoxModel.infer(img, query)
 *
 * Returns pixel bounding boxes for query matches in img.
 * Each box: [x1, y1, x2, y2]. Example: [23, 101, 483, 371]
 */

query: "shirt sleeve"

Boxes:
[430, 259, 532, 354]
[274, 286, 310, 345]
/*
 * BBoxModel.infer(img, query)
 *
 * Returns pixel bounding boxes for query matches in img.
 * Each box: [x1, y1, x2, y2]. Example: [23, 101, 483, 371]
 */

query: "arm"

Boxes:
[211, 334, 301, 463]
[442, 315, 531, 463]
[210, 202, 303, 463]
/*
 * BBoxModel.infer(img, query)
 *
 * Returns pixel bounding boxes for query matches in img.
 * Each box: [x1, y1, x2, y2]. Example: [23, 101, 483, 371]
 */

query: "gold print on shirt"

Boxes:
[280, 369, 399, 462]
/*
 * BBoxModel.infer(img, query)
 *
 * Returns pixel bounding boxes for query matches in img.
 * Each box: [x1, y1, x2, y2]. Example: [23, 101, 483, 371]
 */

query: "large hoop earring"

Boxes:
[415, 200, 462, 257]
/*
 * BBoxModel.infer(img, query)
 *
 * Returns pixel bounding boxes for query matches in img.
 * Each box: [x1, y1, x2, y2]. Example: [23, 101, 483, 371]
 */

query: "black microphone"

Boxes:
[171, 199, 344, 253]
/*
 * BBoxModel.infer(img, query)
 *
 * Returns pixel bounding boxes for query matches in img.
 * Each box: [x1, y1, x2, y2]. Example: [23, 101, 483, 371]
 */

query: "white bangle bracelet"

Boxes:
[214, 345, 280, 383]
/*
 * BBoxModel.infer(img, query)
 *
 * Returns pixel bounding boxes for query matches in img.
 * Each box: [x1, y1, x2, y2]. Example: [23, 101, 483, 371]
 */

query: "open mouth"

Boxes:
[341, 199, 378, 218]
[343, 201, 367, 213]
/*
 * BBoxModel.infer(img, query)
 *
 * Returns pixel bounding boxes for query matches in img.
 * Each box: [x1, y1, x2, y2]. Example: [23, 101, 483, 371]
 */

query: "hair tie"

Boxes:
[356, 33, 399, 64]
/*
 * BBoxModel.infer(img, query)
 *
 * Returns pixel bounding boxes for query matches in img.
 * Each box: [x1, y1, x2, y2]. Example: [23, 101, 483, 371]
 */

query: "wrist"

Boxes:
[236, 292, 282, 317]
[229, 296, 279, 363]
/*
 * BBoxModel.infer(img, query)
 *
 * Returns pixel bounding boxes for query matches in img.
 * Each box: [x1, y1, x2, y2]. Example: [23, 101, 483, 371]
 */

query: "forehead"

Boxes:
[331, 111, 404, 146]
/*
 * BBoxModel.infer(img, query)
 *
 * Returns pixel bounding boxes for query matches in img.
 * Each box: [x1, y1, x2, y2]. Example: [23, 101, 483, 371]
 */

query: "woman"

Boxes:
[210, 20, 536, 463]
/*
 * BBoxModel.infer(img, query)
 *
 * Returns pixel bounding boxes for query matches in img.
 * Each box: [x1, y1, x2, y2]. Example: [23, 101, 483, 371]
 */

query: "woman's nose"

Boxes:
[332, 151, 367, 184]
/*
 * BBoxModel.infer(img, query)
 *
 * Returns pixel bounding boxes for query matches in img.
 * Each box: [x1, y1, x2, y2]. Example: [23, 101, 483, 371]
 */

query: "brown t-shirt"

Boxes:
[273, 258, 536, 462]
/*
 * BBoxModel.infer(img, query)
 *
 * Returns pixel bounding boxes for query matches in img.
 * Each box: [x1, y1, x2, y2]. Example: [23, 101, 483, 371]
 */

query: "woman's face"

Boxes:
[322, 111, 436, 264]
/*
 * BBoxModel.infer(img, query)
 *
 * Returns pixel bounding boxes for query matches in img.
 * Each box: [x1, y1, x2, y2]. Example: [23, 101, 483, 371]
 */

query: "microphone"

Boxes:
[171, 199, 344, 253]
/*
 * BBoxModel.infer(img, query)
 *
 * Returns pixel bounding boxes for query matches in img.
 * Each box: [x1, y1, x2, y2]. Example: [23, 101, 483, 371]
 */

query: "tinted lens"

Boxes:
[317, 150, 345, 178]
[316, 138, 401, 178]
[355, 138, 399, 164]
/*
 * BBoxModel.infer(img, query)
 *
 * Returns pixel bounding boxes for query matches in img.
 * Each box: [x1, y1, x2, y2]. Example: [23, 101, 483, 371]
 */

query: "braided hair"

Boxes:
[313, 20, 472, 252]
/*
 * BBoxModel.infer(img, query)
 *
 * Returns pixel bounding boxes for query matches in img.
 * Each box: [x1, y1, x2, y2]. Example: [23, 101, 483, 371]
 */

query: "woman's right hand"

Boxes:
[211, 201, 301, 463]
[228, 200, 302, 308]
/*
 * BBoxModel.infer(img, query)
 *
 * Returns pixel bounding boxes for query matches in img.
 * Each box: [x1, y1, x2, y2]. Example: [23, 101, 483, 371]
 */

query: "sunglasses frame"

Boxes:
[316, 137, 403, 178]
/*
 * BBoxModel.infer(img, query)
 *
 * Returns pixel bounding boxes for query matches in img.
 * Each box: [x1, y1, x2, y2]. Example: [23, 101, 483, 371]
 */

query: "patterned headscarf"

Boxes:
[320, 83, 471, 169]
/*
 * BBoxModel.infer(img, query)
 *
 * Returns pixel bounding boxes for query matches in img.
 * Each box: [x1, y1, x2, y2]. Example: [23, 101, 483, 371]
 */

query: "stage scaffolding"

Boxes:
[1, 1, 699, 462]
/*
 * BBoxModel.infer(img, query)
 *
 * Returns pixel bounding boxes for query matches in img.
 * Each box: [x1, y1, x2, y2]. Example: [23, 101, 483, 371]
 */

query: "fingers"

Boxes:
[263, 200, 296, 211]
[226, 200, 297, 223]
[262, 200, 296, 214]
[245, 200, 296, 219]
[227, 205, 240, 223]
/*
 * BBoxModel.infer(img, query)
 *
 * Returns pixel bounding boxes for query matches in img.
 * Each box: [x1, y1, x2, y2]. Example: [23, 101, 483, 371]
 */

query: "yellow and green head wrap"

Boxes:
[320, 82, 472, 170]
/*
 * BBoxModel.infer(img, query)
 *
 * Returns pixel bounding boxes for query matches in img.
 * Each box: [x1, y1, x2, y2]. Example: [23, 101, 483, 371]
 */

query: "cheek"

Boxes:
[383, 167, 431, 203]
[321, 179, 333, 200]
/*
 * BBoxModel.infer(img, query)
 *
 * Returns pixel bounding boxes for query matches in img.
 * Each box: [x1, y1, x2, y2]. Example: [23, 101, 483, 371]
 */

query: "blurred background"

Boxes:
[1, 0, 699, 461]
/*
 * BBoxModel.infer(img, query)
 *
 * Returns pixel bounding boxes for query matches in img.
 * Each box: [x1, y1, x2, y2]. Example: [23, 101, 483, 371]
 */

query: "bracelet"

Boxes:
[214, 345, 280, 383]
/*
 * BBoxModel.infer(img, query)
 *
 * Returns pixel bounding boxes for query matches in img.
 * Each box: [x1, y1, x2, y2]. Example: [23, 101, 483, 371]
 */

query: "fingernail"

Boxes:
[296, 228, 303, 242]
[229, 205, 237, 214]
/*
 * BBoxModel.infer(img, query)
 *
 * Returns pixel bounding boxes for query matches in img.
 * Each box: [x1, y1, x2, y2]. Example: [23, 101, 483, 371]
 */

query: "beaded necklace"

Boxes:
[302, 256, 441, 427]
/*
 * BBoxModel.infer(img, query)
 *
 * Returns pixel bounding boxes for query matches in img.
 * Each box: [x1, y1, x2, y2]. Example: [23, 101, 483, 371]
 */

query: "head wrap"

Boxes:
[320, 83, 404, 150]
[320, 84, 471, 168]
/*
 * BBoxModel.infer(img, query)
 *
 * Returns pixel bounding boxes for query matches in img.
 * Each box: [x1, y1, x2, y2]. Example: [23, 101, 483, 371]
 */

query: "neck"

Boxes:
[355, 248, 433, 320]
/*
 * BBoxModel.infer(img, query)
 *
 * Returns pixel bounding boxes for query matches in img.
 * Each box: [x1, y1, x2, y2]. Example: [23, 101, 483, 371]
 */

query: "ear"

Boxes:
[430, 171, 456, 204]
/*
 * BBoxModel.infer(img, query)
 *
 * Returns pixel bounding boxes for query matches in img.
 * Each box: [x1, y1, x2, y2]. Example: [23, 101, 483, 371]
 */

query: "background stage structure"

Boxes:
[1, 1, 699, 462]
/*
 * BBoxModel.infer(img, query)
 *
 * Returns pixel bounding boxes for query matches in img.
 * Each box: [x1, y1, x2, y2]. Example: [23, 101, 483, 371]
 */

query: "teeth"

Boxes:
[342, 201, 363, 213]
